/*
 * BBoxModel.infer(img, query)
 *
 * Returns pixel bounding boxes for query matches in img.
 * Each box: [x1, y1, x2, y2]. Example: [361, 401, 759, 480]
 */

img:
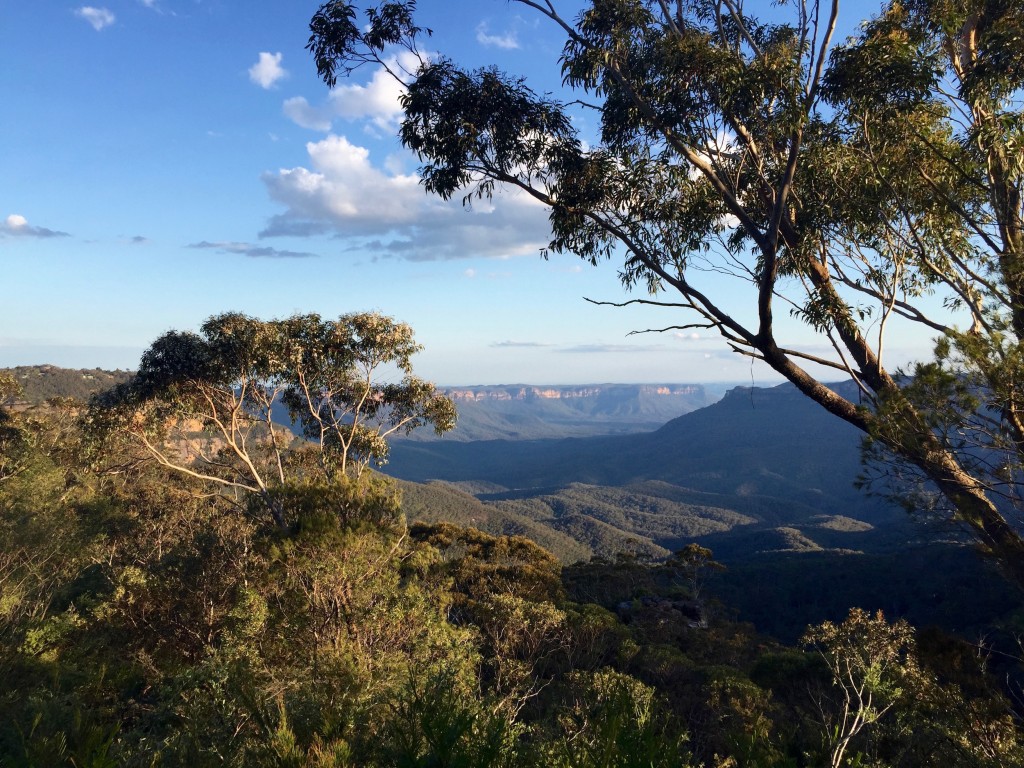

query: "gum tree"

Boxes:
[93, 311, 455, 528]
[802, 608, 921, 768]
[306, 1, 1024, 587]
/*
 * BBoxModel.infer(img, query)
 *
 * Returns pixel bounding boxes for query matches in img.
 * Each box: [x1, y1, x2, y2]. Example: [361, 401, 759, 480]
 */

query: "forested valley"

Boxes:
[2, 331, 1023, 767]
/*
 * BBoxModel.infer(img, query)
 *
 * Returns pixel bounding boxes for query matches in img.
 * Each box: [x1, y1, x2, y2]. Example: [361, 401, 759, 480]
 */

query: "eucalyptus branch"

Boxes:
[804, 0, 839, 104]
[655, 0, 682, 37]
[131, 429, 262, 496]
[486, 165, 762, 348]
[625, 323, 717, 335]
[918, 169, 1004, 255]
[583, 297, 698, 310]
[720, 0, 764, 60]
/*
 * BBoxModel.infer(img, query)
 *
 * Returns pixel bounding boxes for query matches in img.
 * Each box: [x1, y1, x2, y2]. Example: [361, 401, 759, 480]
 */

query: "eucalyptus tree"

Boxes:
[278, 310, 455, 480]
[307, 1, 1024, 587]
[93, 311, 455, 528]
[802, 609, 922, 768]
[0, 373, 23, 485]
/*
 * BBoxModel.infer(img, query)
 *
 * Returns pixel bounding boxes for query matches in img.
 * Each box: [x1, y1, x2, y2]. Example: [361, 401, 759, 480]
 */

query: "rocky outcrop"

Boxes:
[616, 596, 708, 629]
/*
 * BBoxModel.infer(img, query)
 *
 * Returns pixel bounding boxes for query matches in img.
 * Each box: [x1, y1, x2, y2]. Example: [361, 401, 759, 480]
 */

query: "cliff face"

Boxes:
[405, 384, 712, 441]
[443, 384, 704, 402]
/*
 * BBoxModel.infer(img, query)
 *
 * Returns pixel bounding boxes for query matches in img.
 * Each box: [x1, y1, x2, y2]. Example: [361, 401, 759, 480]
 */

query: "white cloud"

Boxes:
[249, 52, 287, 89]
[283, 52, 417, 132]
[560, 344, 671, 354]
[260, 134, 552, 261]
[283, 97, 333, 131]
[187, 241, 318, 259]
[75, 6, 115, 31]
[138, 1, 173, 16]
[383, 153, 408, 175]
[327, 64, 407, 129]
[476, 22, 519, 50]
[1, 214, 70, 238]
[262, 135, 425, 234]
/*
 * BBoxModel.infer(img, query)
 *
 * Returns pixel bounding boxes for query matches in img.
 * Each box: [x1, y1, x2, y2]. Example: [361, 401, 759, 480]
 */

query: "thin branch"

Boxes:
[720, 0, 764, 59]
[583, 297, 698, 310]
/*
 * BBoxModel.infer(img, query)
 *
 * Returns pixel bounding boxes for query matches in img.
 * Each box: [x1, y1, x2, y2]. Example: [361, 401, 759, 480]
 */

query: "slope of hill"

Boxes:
[384, 381, 923, 565]
[2, 365, 131, 404]
[396, 479, 592, 562]
[387, 381, 874, 506]
[491, 483, 755, 541]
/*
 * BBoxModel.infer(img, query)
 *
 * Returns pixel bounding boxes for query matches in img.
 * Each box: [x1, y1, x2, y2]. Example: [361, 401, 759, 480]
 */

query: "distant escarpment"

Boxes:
[409, 383, 713, 441]
[444, 383, 703, 402]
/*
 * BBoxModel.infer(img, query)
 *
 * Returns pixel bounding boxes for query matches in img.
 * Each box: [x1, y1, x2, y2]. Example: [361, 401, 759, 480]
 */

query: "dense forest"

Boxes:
[2, 317, 1023, 766]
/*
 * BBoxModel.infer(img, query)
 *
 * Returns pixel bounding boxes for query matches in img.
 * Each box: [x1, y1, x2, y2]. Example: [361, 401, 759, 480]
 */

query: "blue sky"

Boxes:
[1, 1, 932, 385]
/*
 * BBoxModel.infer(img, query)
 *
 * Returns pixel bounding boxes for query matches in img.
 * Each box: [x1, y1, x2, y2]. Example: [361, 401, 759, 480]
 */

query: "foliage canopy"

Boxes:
[92, 311, 456, 528]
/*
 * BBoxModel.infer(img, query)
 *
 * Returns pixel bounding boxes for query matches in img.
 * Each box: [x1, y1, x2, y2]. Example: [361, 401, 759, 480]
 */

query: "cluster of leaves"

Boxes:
[2, 392, 1022, 767]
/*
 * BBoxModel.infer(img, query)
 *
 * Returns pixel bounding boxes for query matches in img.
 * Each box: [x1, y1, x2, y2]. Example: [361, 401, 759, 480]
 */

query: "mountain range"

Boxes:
[420, 383, 716, 440]
[390, 381, 874, 504]
[388, 381, 1015, 640]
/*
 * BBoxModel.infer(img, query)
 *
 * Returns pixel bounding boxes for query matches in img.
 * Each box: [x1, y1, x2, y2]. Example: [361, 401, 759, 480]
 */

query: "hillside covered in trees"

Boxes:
[2, 366, 132, 405]
[3, 330, 1024, 766]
